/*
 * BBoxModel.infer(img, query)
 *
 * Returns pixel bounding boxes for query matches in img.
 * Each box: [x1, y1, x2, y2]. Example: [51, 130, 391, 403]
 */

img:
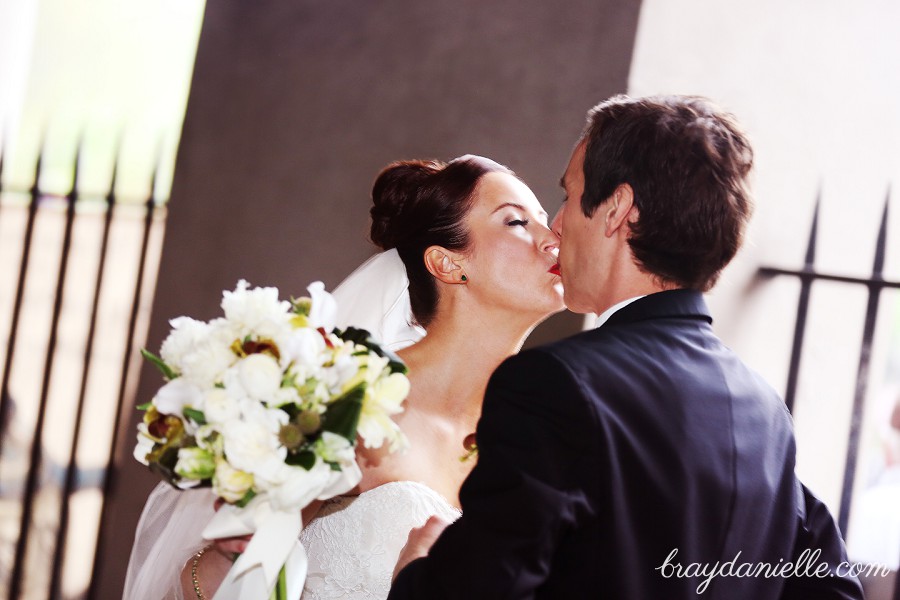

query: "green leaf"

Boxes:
[183, 407, 207, 426]
[285, 450, 316, 470]
[334, 327, 408, 374]
[136, 402, 152, 411]
[321, 382, 365, 441]
[235, 489, 257, 508]
[141, 348, 179, 380]
[279, 403, 301, 420]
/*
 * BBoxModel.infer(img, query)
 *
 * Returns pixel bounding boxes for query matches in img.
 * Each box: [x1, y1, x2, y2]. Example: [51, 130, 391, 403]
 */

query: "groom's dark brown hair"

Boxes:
[580, 94, 754, 291]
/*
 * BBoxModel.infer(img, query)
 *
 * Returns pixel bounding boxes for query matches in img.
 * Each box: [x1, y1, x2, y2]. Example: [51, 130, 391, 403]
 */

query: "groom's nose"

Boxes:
[551, 202, 566, 237]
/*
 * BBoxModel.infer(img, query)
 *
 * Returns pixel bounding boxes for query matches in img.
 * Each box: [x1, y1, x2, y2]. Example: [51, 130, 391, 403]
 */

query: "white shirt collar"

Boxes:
[592, 295, 646, 329]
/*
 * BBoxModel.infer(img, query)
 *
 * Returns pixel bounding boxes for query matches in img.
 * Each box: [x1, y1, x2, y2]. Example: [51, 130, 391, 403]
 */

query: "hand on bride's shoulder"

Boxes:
[393, 515, 451, 580]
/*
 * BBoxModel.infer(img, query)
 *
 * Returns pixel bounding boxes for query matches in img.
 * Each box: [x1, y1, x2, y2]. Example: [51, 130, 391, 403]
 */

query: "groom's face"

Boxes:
[551, 142, 608, 314]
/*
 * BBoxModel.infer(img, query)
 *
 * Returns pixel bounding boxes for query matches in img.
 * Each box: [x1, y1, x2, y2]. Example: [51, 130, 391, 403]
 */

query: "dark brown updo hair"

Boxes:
[370, 155, 513, 327]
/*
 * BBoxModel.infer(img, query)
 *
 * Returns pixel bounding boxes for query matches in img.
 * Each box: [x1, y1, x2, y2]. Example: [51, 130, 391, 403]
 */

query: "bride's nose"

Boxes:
[539, 226, 560, 255]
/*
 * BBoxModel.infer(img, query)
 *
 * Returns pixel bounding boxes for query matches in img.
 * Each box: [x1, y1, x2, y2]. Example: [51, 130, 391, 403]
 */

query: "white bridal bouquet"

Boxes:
[133, 280, 410, 600]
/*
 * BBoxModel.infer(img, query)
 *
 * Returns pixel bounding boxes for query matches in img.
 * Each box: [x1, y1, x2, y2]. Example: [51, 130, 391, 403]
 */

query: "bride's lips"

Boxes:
[549, 263, 561, 276]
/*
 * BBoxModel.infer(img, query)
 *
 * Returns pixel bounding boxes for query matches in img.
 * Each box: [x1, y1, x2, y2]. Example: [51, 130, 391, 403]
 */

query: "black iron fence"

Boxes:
[0, 144, 166, 599]
[759, 192, 900, 600]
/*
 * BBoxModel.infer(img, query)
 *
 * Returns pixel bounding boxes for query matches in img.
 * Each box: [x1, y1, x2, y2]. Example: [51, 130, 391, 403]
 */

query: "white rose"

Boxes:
[277, 327, 326, 369]
[213, 459, 254, 503]
[237, 354, 283, 401]
[220, 280, 292, 338]
[221, 367, 250, 403]
[179, 339, 237, 388]
[159, 317, 212, 371]
[203, 388, 241, 424]
[222, 418, 286, 474]
[153, 378, 203, 417]
[238, 398, 289, 431]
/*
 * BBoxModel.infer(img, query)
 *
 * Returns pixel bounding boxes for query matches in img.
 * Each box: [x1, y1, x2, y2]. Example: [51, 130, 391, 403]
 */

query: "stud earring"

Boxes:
[461, 275, 468, 282]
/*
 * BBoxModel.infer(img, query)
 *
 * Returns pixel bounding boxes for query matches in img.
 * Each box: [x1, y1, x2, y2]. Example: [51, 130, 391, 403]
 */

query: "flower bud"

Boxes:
[279, 423, 305, 450]
[296, 410, 321, 435]
[174, 447, 216, 480]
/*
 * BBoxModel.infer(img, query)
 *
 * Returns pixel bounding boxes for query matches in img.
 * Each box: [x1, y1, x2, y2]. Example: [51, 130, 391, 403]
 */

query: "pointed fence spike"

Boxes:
[31, 141, 45, 197]
[804, 187, 822, 267]
[871, 188, 889, 277]
[69, 137, 83, 203]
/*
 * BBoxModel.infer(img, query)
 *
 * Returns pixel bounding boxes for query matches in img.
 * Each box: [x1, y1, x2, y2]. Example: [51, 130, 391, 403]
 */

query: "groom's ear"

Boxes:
[423, 246, 465, 284]
[604, 183, 637, 238]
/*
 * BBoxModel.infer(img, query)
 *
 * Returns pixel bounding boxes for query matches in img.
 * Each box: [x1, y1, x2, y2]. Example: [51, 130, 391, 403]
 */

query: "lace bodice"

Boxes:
[299, 481, 461, 599]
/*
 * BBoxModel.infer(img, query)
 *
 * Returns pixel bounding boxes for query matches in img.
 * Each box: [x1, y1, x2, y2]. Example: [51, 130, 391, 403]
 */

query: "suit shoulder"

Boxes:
[488, 345, 599, 422]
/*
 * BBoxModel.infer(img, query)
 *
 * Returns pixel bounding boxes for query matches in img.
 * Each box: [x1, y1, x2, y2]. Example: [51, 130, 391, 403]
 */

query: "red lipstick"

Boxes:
[549, 264, 561, 276]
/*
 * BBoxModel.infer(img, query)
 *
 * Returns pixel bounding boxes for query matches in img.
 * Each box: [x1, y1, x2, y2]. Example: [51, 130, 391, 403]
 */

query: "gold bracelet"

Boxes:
[191, 546, 208, 600]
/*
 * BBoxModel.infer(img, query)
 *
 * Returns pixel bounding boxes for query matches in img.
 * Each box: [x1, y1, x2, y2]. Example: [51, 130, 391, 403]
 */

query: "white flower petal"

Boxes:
[237, 354, 283, 401]
[307, 281, 337, 332]
[153, 379, 203, 416]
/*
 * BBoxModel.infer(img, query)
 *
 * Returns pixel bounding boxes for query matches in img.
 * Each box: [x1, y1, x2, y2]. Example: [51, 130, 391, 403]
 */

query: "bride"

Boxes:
[124, 155, 564, 599]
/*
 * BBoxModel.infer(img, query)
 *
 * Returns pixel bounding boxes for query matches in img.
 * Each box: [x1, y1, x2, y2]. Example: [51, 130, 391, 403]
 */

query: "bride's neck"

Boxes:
[399, 308, 534, 427]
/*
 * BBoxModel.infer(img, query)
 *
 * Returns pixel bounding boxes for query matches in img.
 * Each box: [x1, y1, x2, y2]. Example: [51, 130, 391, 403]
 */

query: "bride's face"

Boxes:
[459, 172, 565, 319]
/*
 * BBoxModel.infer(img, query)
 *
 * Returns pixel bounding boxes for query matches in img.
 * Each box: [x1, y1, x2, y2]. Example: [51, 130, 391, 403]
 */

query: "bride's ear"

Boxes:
[423, 246, 466, 284]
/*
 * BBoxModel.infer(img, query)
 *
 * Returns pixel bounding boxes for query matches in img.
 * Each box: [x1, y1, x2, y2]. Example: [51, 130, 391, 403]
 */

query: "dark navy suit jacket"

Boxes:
[388, 290, 863, 599]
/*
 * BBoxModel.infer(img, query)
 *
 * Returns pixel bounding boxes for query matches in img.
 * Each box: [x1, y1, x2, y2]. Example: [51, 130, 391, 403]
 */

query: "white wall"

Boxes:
[629, 0, 900, 551]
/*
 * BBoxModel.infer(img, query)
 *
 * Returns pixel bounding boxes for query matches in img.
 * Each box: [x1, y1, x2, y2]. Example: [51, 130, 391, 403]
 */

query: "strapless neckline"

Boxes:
[334, 480, 461, 515]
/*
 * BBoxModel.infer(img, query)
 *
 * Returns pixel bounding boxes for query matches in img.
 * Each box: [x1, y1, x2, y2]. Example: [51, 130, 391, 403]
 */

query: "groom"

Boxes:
[387, 95, 864, 599]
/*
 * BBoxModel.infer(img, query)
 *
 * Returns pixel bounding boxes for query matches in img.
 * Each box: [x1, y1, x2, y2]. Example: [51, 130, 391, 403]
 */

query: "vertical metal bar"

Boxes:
[48, 157, 120, 600]
[9, 143, 82, 599]
[783, 194, 820, 412]
[87, 168, 158, 600]
[0, 148, 43, 460]
[837, 193, 889, 534]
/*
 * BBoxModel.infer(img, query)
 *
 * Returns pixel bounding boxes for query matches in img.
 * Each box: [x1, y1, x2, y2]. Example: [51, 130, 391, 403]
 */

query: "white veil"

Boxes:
[122, 249, 423, 599]
[330, 248, 425, 351]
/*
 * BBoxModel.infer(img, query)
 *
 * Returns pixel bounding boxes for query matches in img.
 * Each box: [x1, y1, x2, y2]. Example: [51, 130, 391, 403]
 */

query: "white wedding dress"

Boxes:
[123, 250, 456, 600]
[299, 481, 460, 599]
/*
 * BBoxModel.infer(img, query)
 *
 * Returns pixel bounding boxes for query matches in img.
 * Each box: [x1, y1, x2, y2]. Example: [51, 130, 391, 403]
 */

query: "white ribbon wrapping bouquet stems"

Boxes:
[203, 463, 361, 600]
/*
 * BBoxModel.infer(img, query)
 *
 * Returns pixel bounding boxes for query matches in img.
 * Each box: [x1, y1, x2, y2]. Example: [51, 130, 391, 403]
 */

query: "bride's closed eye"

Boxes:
[506, 218, 530, 227]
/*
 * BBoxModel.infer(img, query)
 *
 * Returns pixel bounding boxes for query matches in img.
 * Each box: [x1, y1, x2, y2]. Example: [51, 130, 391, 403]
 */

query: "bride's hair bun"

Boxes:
[368, 155, 513, 327]
[370, 160, 444, 250]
